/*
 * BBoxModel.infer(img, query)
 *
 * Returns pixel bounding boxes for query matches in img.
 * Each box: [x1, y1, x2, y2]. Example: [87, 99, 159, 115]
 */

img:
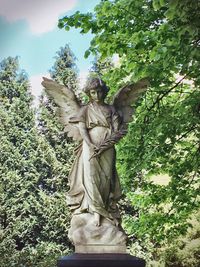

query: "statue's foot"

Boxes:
[94, 212, 101, 227]
[113, 218, 119, 226]
[105, 217, 119, 226]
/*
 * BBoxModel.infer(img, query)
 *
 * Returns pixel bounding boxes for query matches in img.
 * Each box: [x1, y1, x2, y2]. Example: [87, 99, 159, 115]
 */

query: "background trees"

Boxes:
[0, 52, 76, 266]
[59, 0, 200, 264]
[38, 44, 78, 190]
[0, 0, 199, 266]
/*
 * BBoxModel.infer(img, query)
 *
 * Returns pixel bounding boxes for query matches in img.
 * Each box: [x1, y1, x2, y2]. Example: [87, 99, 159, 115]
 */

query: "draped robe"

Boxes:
[67, 102, 122, 221]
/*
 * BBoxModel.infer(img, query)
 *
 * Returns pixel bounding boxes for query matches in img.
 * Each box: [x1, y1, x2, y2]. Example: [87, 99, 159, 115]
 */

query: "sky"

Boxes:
[0, 0, 100, 103]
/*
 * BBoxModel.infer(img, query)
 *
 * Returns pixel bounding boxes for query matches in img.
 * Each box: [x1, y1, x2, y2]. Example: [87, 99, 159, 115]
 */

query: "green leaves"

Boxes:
[59, 0, 200, 90]
[117, 82, 200, 255]
[84, 49, 91, 58]
[1, 0, 200, 264]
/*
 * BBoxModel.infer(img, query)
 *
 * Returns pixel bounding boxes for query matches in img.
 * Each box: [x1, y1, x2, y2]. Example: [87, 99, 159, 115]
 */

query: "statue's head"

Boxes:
[84, 77, 109, 102]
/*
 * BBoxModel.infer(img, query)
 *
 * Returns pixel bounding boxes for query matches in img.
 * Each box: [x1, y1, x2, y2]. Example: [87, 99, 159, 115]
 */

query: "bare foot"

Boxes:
[106, 217, 119, 226]
[113, 218, 119, 226]
[94, 212, 101, 227]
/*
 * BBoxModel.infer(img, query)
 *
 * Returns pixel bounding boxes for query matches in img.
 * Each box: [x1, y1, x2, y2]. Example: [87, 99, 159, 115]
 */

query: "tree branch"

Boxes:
[148, 72, 191, 111]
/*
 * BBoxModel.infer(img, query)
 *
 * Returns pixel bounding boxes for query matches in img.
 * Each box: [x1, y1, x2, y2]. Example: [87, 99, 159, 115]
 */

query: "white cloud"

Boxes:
[0, 0, 77, 34]
[29, 73, 50, 106]
[78, 70, 89, 89]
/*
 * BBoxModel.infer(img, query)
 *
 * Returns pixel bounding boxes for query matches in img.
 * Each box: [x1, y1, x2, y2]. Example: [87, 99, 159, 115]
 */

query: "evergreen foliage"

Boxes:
[1, 1, 199, 265]
[38, 44, 78, 188]
[0, 57, 71, 267]
[90, 56, 114, 77]
[49, 44, 78, 90]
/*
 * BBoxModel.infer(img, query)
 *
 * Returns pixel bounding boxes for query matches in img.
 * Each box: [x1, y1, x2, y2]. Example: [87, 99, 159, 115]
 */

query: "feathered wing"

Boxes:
[113, 78, 149, 129]
[41, 77, 82, 141]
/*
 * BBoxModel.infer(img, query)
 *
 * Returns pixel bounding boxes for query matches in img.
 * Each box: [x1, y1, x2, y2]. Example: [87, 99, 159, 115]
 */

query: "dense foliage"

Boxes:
[59, 0, 200, 264]
[163, 211, 200, 267]
[38, 44, 78, 187]
[59, 0, 200, 88]
[49, 44, 78, 90]
[1, 1, 199, 266]
[0, 57, 71, 267]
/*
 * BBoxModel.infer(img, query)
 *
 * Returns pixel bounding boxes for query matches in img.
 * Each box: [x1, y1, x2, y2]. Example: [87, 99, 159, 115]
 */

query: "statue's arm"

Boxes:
[89, 108, 124, 159]
[78, 122, 98, 156]
[78, 122, 92, 147]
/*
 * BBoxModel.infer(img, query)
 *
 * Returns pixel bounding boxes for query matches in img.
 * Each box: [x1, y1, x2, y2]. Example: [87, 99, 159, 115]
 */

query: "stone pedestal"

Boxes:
[69, 213, 127, 253]
[57, 253, 146, 267]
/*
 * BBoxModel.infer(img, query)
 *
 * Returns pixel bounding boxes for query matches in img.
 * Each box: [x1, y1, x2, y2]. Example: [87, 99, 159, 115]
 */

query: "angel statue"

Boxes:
[41, 76, 148, 253]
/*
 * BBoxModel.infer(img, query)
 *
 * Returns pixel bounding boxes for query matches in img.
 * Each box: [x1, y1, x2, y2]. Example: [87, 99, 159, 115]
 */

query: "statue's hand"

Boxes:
[89, 143, 98, 155]
[89, 144, 101, 160]
[89, 146, 106, 160]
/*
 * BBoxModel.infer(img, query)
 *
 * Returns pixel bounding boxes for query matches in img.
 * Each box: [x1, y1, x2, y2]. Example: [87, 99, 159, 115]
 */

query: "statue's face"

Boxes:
[90, 88, 104, 102]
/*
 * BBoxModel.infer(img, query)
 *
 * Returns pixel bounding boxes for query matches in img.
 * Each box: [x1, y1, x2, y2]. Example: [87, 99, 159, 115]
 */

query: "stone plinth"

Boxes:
[57, 253, 146, 267]
[75, 245, 126, 254]
[69, 213, 127, 252]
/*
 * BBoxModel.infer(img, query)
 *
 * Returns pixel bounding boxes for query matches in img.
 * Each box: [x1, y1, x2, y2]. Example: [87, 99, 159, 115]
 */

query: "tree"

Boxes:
[164, 211, 200, 267]
[0, 57, 71, 267]
[35, 44, 79, 263]
[90, 55, 113, 76]
[50, 44, 78, 90]
[59, 0, 200, 88]
[38, 44, 79, 188]
[58, 0, 200, 263]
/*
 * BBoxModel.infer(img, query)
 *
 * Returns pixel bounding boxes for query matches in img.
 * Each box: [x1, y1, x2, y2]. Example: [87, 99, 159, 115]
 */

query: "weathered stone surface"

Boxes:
[69, 213, 127, 253]
[42, 77, 149, 254]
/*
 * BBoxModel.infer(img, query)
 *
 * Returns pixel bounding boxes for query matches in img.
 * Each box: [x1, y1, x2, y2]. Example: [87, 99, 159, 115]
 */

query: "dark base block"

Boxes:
[57, 253, 146, 267]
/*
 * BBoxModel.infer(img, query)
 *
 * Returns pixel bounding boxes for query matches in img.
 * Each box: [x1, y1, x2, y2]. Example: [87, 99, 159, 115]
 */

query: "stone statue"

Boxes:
[41, 77, 148, 253]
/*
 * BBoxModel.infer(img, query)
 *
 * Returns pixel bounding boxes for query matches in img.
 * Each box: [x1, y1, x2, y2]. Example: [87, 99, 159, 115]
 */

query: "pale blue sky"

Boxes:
[0, 0, 100, 100]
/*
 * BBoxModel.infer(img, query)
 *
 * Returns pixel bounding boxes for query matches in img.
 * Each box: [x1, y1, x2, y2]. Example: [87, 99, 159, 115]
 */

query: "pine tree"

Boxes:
[38, 44, 79, 186]
[90, 55, 114, 77]
[36, 44, 79, 262]
[37, 44, 80, 263]
[50, 44, 78, 90]
[0, 57, 71, 267]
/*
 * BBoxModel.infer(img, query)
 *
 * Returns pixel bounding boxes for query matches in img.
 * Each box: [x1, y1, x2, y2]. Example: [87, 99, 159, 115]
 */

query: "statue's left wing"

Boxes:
[41, 77, 82, 141]
[113, 78, 149, 130]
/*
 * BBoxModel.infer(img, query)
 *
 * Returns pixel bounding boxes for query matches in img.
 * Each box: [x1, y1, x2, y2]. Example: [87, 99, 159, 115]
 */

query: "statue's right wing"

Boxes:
[113, 78, 149, 130]
[41, 77, 82, 141]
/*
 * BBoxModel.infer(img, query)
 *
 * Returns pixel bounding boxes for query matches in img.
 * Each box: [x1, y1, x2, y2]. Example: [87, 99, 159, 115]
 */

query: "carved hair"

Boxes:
[84, 77, 109, 99]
